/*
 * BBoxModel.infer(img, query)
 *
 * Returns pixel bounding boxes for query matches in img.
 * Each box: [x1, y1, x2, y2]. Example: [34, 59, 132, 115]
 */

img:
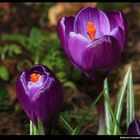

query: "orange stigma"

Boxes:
[87, 21, 96, 41]
[30, 73, 41, 82]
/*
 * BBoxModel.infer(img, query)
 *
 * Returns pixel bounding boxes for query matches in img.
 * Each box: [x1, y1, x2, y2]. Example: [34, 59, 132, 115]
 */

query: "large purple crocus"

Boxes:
[16, 64, 63, 132]
[127, 119, 140, 135]
[57, 7, 127, 135]
[57, 7, 127, 83]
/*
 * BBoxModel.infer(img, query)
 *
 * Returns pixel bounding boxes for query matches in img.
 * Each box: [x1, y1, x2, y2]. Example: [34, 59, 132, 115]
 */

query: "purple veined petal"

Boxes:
[32, 77, 63, 131]
[57, 16, 75, 56]
[25, 64, 52, 84]
[25, 65, 46, 82]
[110, 26, 124, 50]
[25, 65, 57, 101]
[74, 7, 110, 40]
[68, 32, 89, 73]
[83, 35, 121, 81]
[106, 11, 128, 45]
[68, 34, 121, 82]
[30, 67, 63, 103]
[28, 64, 52, 75]
[82, 35, 121, 71]
[31, 75, 52, 101]
[27, 75, 46, 99]
[16, 72, 37, 125]
[127, 119, 140, 135]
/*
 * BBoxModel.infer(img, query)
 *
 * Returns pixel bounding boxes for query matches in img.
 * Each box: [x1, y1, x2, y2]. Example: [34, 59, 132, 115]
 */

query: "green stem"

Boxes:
[30, 120, 37, 135]
[97, 96, 105, 135]
[94, 82, 105, 135]
[30, 120, 32, 135]
[104, 78, 112, 135]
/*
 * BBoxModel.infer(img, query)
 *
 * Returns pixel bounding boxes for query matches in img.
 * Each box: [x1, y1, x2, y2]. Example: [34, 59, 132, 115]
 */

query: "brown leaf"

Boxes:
[48, 2, 97, 26]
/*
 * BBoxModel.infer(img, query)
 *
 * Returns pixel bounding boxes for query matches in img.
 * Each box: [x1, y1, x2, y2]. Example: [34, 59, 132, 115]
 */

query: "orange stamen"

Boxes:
[30, 73, 41, 82]
[87, 21, 96, 41]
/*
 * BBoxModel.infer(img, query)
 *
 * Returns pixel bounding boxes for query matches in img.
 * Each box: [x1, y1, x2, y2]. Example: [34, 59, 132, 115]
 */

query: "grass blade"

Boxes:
[113, 67, 131, 134]
[30, 120, 37, 135]
[36, 118, 45, 135]
[72, 90, 104, 135]
[126, 67, 135, 129]
[59, 114, 74, 134]
[104, 78, 112, 135]
[30, 118, 45, 135]
[103, 92, 121, 135]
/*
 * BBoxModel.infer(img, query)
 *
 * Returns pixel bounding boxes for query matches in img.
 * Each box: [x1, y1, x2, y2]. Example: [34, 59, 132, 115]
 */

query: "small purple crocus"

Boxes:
[57, 7, 127, 83]
[16, 64, 63, 132]
[127, 119, 140, 135]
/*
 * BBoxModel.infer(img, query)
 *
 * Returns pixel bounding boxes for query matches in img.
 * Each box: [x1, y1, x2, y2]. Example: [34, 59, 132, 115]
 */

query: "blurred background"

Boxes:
[0, 2, 140, 135]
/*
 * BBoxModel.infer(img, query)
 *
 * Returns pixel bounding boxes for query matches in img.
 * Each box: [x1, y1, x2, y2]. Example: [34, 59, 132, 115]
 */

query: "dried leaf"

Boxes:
[48, 3, 97, 26]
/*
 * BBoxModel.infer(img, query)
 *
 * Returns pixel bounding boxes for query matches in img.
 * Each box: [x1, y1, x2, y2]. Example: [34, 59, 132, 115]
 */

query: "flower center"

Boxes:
[87, 21, 96, 41]
[30, 73, 41, 82]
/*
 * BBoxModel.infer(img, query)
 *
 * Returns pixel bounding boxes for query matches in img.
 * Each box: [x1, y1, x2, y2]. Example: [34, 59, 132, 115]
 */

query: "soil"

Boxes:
[0, 111, 28, 135]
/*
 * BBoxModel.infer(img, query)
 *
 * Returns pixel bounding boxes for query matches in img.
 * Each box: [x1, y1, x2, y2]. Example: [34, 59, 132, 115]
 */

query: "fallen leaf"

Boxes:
[48, 3, 97, 26]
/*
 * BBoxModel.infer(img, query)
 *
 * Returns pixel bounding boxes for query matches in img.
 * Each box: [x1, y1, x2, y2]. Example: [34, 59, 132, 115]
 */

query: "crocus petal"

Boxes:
[28, 64, 51, 75]
[32, 78, 63, 131]
[68, 35, 121, 82]
[57, 16, 75, 56]
[127, 119, 140, 135]
[16, 72, 37, 125]
[27, 76, 45, 99]
[74, 7, 110, 40]
[110, 26, 124, 50]
[68, 32, 89, 73]
[83, 35, 121, 81]
[107, 11, 128, 45]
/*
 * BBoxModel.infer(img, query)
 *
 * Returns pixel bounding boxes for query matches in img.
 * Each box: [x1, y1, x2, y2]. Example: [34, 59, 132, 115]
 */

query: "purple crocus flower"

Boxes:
[127, 119, 140, 135]
[16, 64, 63, 132]
[57, 7, 127, 82]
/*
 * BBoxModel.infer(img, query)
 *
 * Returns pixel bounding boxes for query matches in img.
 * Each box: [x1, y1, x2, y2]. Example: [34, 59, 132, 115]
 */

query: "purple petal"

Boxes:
[57, 16, 75, 56]
[32, 77, 63, 131]
[29, 64, 52, 75]
[82, 35, 121, 81]
[107, 11, 128, 47]
[68, 34, 121, 82]
[27, 75, 46, 99]
[74, 7, 110, 40]
[128, 119, 140, 135]
[16, 72, 37, 125]
[26, 64, 52, 82]
[110, 26, 124, 50]
[68, 32, 89, 73]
